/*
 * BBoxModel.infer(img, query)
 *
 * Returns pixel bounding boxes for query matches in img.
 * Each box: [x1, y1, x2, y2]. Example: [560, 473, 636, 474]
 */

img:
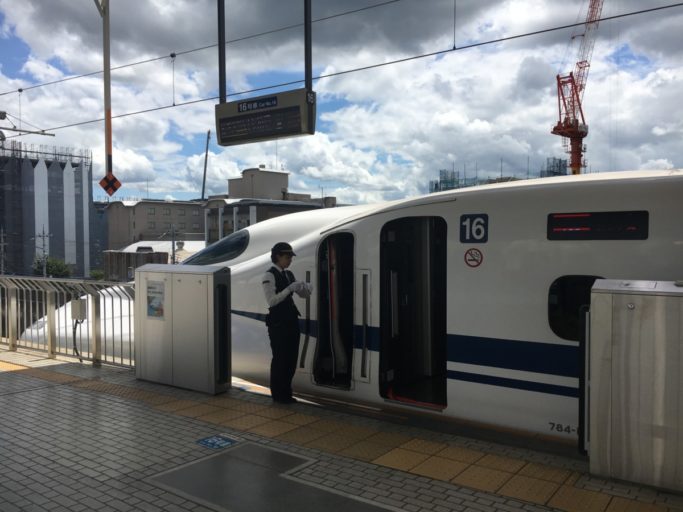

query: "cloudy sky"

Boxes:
[0, 0, 681, 203]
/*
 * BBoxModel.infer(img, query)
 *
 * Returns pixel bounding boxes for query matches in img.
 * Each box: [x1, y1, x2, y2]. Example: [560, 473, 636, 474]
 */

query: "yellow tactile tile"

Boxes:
[0, 361, 27, 371]
[248, 420, 299, 438]
[437, 444, 485, 464]
[220, 414, 271, 430]
[254, 407, 295, 420]
[409, 456, 468, 481]
[548, 485, 612, 512]
[305, 433, 361, 453]
[400, 438, 448, 455]
[498, 474, 560, 505]
[451, 465, 514, 493]
[154, 400, 202, 412]
[228, 402, 269, 414]
[475, 453, 527, 473]
[606, 497, 669, 512]
[174, 404, 223, 418]
[202, 396, 244, 408]
[281, 413, 320, 426]
[337, 424, 377, 441]
[135, 392, 177, 406]
[518, 462, 573, 484]
[196, 409, 246, 425]
[365, 431, 413, 448]
[565, 471, 583, 486]
[275, 426, 328, 445]
[373, 447, 430, 472]
[337, 440, 393, 462]
[307, 419, 347, 433]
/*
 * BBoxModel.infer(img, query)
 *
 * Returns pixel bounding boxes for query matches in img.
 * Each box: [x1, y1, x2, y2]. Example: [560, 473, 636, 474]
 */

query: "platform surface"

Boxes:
[1, 348, 682, 512]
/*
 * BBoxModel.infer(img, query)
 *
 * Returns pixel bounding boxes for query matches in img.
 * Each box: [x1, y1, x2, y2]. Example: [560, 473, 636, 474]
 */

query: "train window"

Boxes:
[183, 229, 249, 265]
[548, 275, 601, 341]
[547, 211, 648, 240]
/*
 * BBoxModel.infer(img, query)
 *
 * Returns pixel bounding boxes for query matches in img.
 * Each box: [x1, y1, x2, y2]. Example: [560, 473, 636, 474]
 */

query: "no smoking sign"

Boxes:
[464, 248, 483, 268]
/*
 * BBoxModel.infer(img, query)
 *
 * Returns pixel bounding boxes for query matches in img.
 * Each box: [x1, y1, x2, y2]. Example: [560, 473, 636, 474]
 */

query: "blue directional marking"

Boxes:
[196, 434, 238, 449]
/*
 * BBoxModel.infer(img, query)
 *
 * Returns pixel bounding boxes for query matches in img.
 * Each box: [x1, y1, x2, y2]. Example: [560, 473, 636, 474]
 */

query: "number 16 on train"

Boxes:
[460, 214, 488, 243]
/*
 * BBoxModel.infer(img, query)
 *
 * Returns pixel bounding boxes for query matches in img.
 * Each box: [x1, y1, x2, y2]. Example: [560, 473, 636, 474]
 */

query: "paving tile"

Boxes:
[173, 404, 223, 418]
[152, 400, 200, 412]
[518, 462, 573, 484]
[219, 413, 271, 430]
[409, 456, 468, 481]
[437, 445, 485, 464]
[228, 402, 269, 414]
[307, 418, 348, 433]
[451, 465, 514, 493]
[475, 454, 527, 473]
[280, 413, 320, 426]
[498, 474, 559, 505]
[253, 407, 295, 420]
[305, 433, 361, 453]
[195, 409, 246, 425]
[606, 497, 669, 512]
[337, 440, 393, 462]
[248, 420, 299, 438]
[365, 431, 413, 448]
[201, 396, 244, 408]
[373, 448, 431, 472]
[548, 484, 612, 512]
[275, 426, 328, 445]
[401, 438, 448, 455]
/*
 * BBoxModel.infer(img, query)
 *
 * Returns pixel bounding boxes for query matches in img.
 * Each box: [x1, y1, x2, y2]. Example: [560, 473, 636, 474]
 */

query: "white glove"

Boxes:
[304, 282, 314, 294]
[288, 281, 304, 293]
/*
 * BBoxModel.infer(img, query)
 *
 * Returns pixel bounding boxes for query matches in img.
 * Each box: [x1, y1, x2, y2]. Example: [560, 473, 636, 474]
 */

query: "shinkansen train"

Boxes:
[183, 170, 683, 442]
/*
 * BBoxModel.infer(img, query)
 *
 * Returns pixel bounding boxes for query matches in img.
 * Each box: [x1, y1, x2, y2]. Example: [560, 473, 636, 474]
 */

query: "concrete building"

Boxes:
[205, 166, 337, 244]
[106, 199, 205, 250]
[0, 141, 94, 277]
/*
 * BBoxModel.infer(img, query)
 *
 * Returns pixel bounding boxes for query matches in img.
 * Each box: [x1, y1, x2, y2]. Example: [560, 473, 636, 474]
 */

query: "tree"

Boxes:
[33, 257, 72, 278]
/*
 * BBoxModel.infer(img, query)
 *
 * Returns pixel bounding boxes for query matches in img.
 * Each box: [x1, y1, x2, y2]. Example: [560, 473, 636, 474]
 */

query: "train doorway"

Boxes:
[313, 233, 354, 389]
[379, 217, 447, 408]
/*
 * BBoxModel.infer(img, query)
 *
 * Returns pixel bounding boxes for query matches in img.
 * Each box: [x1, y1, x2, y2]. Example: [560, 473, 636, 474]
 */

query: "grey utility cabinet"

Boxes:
[589, 279, 683, 492]
[135, 264, 231, 394]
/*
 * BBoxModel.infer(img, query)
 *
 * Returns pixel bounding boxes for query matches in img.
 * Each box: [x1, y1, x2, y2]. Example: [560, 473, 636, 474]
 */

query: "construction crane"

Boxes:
[551, 0, 604, 175]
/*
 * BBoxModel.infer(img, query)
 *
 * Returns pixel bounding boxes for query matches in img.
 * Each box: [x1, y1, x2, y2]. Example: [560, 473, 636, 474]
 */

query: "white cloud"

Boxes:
[1, 0, 683, 202]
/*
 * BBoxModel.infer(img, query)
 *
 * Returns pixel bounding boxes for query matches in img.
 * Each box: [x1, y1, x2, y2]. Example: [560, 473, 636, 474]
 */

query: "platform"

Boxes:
[0, 349, 681, 512]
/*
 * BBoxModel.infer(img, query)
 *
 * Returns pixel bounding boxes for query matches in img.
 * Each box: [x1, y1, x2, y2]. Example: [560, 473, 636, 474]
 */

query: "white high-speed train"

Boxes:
[184, 170, 683, 443]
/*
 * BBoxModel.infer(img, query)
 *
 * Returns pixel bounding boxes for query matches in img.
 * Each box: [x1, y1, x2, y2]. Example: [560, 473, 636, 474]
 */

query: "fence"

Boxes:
[0, 276, 135, 367]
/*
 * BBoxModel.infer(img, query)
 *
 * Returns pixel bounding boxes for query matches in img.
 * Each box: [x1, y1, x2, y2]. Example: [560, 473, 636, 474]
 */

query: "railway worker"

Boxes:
[262, 242, 312, 404]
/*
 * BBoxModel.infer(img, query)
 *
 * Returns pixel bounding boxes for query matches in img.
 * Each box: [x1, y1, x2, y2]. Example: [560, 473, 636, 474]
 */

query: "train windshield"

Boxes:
[183, 230, 249, 265]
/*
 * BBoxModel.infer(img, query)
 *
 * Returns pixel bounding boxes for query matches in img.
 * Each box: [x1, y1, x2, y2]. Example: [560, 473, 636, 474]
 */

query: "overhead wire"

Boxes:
[5, 2, 683, 136]
[0, 0, 403, 98]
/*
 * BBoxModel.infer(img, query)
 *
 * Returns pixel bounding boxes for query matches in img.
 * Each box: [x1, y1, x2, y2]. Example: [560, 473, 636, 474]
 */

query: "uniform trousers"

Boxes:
[267, 317, 301, 401]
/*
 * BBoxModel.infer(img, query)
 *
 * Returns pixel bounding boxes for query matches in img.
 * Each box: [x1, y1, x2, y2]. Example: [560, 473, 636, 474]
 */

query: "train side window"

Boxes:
[548, 275, 602, 341]
[183, 229, 249, 265]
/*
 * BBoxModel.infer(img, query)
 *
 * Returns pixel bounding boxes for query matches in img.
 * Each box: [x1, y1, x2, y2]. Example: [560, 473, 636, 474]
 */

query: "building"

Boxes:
[106, 199, 205, 250]
[205, 166, 336, 244]
[0, 141, 94, 277]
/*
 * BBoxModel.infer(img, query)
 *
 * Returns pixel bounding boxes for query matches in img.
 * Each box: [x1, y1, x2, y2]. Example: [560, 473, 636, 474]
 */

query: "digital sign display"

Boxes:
[547, 211, 648, 240]
[215, 88, 315, 146]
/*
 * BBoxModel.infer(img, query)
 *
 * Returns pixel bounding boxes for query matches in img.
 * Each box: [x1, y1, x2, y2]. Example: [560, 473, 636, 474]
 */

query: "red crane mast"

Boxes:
[552, 0, 604, 175]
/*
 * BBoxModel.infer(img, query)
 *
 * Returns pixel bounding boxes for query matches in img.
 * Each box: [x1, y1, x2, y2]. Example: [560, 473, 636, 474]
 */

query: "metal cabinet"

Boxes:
[135, 264, 230, 394]
[589, 280, 683, 491]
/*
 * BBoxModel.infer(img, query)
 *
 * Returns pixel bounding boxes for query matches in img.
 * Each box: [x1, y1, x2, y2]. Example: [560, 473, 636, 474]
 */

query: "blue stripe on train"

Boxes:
[232, 310, 580, 391]
[447, 370, 579, 398]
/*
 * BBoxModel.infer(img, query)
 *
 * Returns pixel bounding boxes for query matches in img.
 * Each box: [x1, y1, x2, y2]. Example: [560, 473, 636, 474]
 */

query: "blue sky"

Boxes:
[1, 0, 682, 204]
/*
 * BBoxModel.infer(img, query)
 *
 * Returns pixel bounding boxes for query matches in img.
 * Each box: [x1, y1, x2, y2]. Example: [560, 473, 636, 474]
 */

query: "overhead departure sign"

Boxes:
[215, 88, 316, 146]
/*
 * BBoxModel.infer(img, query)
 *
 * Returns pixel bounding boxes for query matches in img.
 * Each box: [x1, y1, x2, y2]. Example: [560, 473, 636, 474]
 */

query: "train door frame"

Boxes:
[379, 216, 448, 409]
[313, 232, 355, 389]
[354, 268, 372, 383]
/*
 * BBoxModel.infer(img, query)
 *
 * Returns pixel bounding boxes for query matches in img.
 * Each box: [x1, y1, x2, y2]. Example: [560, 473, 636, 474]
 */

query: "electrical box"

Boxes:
[589, 279, 683, 492]
[134, 264, 231, 394]
[70, 299, 87, 321]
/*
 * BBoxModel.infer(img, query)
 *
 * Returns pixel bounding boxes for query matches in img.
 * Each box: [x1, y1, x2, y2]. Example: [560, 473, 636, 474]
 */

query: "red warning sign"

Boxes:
[464, 248, 483, 268]
[99, 173, 121, 196]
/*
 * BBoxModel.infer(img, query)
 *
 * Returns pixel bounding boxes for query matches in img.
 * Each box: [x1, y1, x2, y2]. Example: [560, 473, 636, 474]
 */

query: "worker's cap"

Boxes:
[271, 242, 296, 256]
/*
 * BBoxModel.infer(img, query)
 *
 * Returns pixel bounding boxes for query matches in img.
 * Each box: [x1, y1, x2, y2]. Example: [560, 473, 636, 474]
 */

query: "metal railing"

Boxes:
[0, 276, 135, 367]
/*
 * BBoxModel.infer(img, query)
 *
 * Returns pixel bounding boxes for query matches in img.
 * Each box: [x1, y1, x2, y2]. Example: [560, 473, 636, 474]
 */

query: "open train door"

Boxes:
[313, 233, 354, 389]
[379, 217, 447, 409]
